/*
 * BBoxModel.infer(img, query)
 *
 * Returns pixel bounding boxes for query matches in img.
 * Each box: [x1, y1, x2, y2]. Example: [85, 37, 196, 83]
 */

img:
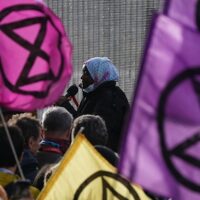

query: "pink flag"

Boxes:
[0, 0, 72, 111]
[165, 0, 200, 31]
[118, 14, 200, 200]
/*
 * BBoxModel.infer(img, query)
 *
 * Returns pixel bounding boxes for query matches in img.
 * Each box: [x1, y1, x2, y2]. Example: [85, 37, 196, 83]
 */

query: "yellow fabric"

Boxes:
[0, 172, 40, 199]
[0, 172, 18, 187]
[38, 134, 151, 200]
[30, 186, 40, 199]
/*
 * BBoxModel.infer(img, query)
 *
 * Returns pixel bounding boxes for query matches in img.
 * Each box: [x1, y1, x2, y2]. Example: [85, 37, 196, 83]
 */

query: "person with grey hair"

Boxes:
[36, 106, 73, 169]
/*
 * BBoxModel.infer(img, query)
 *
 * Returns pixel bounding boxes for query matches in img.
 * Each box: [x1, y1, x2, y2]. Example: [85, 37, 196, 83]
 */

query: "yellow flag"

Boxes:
[38, 134, 151, 200]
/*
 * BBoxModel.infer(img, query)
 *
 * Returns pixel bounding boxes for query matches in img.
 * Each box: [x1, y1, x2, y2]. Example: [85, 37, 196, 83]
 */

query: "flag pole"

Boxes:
[0, 108, 25, 180]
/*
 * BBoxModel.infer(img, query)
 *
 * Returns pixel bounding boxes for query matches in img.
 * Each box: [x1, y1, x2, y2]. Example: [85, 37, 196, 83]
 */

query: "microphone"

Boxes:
[65, 85, 79, 108]
[65, 84, 78, 98]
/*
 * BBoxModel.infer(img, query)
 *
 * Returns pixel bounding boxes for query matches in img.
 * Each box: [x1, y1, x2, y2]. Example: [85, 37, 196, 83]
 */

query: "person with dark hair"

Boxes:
[71, 114, 108, 146]
[0, 125, 39, 198]
[9, 113, 42, 183]
[71, 114, 119, 166]
[37, 106, 73, 168]
[4, 180, 33, 200]
[0, 126, 24, 169]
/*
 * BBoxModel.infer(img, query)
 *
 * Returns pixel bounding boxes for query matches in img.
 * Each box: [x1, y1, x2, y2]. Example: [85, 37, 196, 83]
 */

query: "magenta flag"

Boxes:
[0, 0, 72, 111]
[165, 0, 200, 31]
[118, 14, 200, 200]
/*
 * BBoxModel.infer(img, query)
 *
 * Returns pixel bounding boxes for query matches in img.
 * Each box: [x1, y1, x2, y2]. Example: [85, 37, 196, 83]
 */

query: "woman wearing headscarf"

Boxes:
[77, 57, 130, 152]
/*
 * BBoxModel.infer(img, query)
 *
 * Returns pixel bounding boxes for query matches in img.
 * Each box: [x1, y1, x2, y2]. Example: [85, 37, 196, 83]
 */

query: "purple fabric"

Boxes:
[0, 0, 72, 111]
[118, 14, 200, 199]
[166, 0, 200, 31]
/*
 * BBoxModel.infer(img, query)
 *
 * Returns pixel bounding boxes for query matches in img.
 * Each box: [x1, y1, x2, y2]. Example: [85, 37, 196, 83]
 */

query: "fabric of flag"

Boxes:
[38, 134, 150, 200]
[165, 0, 200, 31]
[118, 13, 200, 200]
[0, 0, 72, 111]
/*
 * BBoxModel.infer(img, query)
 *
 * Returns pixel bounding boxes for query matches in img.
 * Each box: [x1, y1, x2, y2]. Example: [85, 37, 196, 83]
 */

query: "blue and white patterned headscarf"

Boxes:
[84, 57, 119, 92]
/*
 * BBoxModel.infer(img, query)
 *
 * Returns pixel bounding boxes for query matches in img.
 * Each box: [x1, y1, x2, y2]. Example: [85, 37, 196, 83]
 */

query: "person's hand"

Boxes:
[54, 96, 77, 117]
[0, 185, 8, 200]
[55, 96, 69, 106]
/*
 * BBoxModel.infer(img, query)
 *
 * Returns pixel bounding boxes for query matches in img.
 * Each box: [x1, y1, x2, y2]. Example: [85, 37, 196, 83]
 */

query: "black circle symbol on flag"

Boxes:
[0, 4, 65, 98]
[157, 68, 200, 192]
[73, 171, 141, 200]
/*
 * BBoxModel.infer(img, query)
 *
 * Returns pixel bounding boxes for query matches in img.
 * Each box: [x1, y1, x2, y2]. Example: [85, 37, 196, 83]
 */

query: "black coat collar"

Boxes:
[83, 81, 116, 97]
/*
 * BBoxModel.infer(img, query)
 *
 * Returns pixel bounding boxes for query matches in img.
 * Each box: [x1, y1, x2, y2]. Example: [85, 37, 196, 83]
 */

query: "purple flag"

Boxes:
[165, 0, 200, 31]
[118, 14, 200, 199]
[0, 0, 72, 111]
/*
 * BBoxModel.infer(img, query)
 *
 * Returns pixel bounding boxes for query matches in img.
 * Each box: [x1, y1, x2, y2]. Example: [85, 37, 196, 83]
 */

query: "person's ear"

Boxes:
[28, 136, 35, 149]
[65, 129, 71, 140]
[41, 128, 45, 139]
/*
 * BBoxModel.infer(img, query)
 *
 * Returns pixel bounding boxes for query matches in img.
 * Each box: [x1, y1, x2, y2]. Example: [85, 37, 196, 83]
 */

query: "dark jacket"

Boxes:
[36, 138, 70, 169]
[21, 149, 39, 183]
[77, 81, 130, 152]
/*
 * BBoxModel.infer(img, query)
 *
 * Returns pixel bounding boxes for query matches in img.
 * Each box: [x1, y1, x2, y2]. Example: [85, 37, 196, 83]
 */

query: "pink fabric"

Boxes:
[0, 0, 72, 111]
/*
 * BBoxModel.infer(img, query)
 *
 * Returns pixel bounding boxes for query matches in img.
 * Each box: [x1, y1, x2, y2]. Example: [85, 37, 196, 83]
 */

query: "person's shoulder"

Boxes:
[111, 86, 130, 110]
[36, 150, 62, 169]
[114, 85, 126, 95]
[37, 150, 62, 160]
[97, 82, 116, 94]
[112, 86, 129, 101]
[22, 149, 38, 165]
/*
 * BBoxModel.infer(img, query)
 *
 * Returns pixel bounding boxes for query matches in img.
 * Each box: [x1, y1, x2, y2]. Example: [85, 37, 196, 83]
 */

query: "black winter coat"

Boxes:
[77, 81, 130, 152]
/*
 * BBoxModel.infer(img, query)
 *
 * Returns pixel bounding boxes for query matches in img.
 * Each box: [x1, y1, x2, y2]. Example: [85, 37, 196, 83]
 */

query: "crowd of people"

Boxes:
[0, 57, 171, 199]
[0, 57, 137, 199]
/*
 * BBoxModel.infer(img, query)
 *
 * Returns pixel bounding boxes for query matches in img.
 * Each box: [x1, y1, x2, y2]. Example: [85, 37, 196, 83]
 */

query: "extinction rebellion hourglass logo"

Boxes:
[156, 1, 200, 193]
[157, 68, 200, 192]
[73, 171, 141, 200]
[0, 4, 65, 98]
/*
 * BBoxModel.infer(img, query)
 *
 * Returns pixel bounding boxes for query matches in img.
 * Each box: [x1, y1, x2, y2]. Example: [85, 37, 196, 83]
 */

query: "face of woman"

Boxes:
[81, 65, 94, 89]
